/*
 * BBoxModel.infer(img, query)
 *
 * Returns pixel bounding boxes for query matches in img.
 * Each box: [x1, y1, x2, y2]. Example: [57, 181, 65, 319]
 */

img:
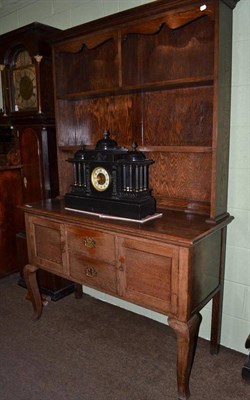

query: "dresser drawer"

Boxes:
[66, 225, 115, 263]
[69, 252, 117, 294]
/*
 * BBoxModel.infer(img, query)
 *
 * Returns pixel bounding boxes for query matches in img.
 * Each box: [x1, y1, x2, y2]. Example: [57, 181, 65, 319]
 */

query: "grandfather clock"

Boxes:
[0, 22, 74, 300]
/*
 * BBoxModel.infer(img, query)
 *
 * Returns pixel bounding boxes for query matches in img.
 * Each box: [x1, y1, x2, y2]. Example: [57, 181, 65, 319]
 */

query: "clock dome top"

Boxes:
[73, 143, 86, 159]
[95, 130, 118, 151]
[126, 142, 146, 162]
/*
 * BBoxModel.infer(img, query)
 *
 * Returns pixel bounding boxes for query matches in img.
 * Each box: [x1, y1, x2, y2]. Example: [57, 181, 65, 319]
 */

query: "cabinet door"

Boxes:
[67, 225, 117, 294]
[19, 126, 59, 203]
[118, 238, 179, 315]
[26, 215, 67, 275]
[19, 127, 44, 203]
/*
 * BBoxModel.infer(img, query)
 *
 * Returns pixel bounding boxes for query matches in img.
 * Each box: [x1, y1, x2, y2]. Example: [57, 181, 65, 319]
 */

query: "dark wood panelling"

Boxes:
[191, 230, 222, 312]
[122, 16, 214, 86]
[0, 168, 24, 277]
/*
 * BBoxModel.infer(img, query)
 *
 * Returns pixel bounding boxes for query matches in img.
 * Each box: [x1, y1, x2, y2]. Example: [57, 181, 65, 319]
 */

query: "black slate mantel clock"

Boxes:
[65, 131, 156, 220]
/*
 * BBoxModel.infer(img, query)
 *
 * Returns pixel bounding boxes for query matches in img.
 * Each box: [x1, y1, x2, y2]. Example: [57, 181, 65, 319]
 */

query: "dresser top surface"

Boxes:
[22, 198, 233, 247]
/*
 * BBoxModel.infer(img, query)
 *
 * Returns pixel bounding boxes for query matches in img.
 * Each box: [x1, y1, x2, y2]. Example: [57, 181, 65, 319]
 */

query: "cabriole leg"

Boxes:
[168, 313, 202, 400]
[23, 264, 42, 320]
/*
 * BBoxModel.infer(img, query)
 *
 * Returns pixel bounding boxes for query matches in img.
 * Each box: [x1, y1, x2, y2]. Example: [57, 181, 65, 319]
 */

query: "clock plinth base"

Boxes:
[64, 193, 156, 220]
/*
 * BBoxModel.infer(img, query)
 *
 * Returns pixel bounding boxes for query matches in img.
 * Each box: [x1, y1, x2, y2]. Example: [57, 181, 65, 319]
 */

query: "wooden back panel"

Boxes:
[52, 0, 236, 221]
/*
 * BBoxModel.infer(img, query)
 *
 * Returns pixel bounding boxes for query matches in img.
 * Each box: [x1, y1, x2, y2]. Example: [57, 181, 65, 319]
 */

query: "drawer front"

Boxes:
[26, 216, 66, 275]
[69, 252, 117, 294]
[118, 238, 179, 315]
[67, 225, 115, 263]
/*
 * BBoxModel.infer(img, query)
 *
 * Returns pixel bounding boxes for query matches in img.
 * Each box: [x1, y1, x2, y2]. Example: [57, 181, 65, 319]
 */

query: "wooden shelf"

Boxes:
[139, 146, 212, 153]
[122, 76, 214, 93]
[59, 145, 93, 152]
[56, 86, 121, 100]
[58, 145, 212, 153]
[56, 76, 214, 100]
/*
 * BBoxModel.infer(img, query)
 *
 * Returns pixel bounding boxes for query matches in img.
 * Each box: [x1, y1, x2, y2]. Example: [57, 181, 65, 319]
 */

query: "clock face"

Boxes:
[91, 167, 110, 192]
[13, 65, 37, 110]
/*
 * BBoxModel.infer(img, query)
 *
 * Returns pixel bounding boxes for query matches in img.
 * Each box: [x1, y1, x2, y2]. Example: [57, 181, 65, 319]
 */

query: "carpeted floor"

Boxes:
[0, 273, 249, 400]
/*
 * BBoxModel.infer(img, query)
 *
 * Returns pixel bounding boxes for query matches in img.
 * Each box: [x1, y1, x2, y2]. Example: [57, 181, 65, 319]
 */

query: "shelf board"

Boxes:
[138, 146, 212, 153]
[56, 87, 121, 100]
[58, 145, 94, 151]
[56, 75, 214, 100]
[122, 76, 214, 92]
[59, 145, 212, 153]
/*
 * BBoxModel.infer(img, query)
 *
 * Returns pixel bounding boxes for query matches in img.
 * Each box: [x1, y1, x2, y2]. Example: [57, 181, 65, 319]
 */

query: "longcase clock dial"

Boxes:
[13, 64, 37, 110]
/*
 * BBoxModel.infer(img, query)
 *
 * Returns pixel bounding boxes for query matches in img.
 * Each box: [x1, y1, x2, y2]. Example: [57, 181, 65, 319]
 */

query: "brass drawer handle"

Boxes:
[85, 267, 97, 277]
[83, 237, 96, 248]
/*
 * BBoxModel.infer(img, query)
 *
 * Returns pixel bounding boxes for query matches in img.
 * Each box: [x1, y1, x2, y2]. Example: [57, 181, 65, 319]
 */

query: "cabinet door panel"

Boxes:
[27, 216, 66, 274]
[119, 238, 179, 315]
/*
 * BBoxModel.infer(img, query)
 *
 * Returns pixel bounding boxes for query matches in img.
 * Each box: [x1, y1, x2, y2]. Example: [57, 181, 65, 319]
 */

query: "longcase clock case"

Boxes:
[0, 23, 74, 299]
